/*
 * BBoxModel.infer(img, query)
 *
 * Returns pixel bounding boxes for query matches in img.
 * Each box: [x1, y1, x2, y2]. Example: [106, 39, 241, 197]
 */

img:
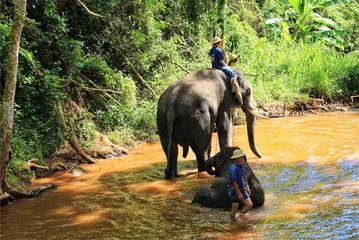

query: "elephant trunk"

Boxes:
[206, 157, 215, 175]
[245, 111, 263, 158]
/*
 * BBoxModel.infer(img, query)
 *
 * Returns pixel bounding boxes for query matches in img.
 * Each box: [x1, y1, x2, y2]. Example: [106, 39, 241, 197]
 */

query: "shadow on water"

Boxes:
[1, 113, 359, 239]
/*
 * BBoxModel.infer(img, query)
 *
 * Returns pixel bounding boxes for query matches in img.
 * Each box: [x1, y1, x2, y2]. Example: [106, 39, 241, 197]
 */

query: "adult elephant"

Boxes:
[157, 68, 266, 178]
[192, 147, 265, 209]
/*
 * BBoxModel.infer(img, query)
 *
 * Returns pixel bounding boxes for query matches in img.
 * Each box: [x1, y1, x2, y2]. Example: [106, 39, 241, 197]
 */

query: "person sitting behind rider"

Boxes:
[228, 54, 239, 67]
[209, 37, 242, 103]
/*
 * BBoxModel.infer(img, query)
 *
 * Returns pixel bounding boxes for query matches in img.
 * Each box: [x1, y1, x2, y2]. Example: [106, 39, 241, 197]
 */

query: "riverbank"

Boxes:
[257, 98, 354, 118]
[0, 133, 129, 205]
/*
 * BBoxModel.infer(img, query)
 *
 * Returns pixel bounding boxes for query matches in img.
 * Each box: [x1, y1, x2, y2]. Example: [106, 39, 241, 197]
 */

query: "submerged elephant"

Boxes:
[192, 147, 265, 209]
[157, 68, 265, 178]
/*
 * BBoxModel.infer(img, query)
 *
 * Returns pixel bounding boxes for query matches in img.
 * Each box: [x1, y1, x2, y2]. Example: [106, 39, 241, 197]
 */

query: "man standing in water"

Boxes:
[228, 149, 253, 218]
[209, 37, 242, 103]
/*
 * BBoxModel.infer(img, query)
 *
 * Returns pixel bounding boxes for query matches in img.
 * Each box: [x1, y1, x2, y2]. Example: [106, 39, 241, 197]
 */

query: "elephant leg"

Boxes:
[165, 141, 179, 179]
[216, 107, 233, 150]
[194, 151, 207, 172]
[190, 127, 212, 172]
[192, 141, 211, 172]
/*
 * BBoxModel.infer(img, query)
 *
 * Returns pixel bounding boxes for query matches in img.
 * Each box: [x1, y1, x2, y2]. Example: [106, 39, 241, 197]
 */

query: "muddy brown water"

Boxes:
[1, 112, 358, 239]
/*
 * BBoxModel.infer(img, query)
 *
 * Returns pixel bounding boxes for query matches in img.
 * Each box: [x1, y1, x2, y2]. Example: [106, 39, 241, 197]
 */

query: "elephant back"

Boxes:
[192, 177, 232, 209]
[245, 165, 265, 207]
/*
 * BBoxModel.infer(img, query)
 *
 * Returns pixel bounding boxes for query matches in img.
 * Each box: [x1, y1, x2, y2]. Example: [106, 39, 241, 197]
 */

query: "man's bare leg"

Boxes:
[231, 202, 239, 218]
[231, 77, 243, 105]
[231, 77, 240, 92]
[240, 197, 253, 215]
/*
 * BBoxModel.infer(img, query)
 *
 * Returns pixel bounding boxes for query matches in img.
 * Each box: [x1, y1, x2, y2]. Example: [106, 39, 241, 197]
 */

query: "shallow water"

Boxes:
[1, 112, 359, 239]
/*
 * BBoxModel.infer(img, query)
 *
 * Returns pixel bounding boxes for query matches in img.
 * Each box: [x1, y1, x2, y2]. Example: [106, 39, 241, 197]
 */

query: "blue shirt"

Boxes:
[229, 162, 247, 188]
[209, 47, 225, 69]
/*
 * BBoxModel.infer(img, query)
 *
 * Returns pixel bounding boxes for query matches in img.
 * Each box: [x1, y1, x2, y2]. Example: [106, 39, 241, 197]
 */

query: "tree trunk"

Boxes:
[57, 102, 95, 164]
[117, 49, 158, 99]
[0, 0, 27, 194]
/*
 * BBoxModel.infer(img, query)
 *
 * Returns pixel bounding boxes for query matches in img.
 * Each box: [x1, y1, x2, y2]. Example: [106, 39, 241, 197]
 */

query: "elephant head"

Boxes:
[206, 147, 237, 178]
[231, 69, 267, 158]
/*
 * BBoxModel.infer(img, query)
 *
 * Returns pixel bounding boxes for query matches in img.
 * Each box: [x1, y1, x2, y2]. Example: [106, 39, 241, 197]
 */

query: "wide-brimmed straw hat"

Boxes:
[211, 36, 223, 45]
[229, 54, 238, 61]
[231, 149, 246, 159]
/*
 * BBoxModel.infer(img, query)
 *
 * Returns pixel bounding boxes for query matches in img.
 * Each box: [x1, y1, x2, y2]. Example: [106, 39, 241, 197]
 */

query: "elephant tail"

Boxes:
[183, 145, 189, 158]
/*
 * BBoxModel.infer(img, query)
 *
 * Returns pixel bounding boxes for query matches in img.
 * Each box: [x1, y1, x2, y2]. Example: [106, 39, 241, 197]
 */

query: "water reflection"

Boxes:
[1, 112, 358, 239]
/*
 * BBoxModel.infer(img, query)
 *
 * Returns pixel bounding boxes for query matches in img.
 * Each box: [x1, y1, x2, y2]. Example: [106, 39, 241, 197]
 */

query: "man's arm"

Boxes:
[217, 48, 227, 66]
[219, 59, 227, 66]
[232, 181, 243, 199]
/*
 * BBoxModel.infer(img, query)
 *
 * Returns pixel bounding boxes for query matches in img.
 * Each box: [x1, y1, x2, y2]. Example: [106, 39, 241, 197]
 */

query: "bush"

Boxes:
[336, 51, 359, 97]
[132, 100, 158, 142]
[108, 128, 136, 147]
[223, 18, 358, 102]
[6, 137, 44, 189]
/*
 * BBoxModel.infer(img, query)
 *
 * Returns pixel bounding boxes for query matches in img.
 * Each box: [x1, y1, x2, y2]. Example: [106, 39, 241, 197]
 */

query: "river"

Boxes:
[1, 112, 358, 239]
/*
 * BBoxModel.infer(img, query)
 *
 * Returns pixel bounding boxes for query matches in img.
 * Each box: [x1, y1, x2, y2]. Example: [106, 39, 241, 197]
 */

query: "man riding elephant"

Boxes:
[192, 147, 265, 210]
[209, 36, 242, 103]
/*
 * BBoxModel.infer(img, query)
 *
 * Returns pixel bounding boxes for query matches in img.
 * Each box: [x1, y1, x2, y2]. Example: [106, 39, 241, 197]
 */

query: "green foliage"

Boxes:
[0, 22, 10, 88]
[322, 1, 359, 51]
[82, 56, 137, 103]
[335, 51, 359, 96]
[131, 100, 158, 142]
[6, 137, 42, 189]
[73, 119, 96, 149]
[6, 159, 32, 189]
[265, 0, 346, 49]
[224, 16, 358, 101]
[108, 128, 136, 147]
[1, 0, 359, 187]
[11, 137, 43, 163]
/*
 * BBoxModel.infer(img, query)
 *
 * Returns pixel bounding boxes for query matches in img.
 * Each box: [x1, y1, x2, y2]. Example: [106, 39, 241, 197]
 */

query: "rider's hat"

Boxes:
[211, 36, 223, 45]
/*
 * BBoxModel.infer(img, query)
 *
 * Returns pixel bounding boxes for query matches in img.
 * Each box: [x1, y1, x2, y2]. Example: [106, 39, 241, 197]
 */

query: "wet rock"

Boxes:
[351, 95, 359, 108]
[87, 132, 129, 159]
[6, 184, 57, 199]
[70, 166, 87, 176]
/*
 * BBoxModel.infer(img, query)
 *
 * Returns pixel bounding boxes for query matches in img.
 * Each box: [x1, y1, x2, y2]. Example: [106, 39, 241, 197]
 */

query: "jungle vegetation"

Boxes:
[1, 0, 358, 194]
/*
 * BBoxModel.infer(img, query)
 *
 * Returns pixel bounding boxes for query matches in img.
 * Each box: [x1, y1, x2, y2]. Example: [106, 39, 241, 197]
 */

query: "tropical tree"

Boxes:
[265, 0, 345, 49]
[0, 0, 27, 198]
